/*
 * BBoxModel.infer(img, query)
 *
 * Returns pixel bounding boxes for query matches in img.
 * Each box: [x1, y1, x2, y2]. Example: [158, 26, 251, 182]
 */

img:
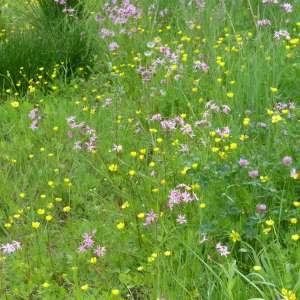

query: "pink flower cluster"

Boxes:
[274, 30, 290, 40]
[66, 116, 97, 152]
[216, 243, 230, 256]
[28, 108, 42, 130]
[0, 240, 21, 255]
[54, 0, 76, 16]
[257, 19, 271, 27]
[103, 0, 142, 25]
[78, 230, 106, 257]
[167, 184, 197, 209]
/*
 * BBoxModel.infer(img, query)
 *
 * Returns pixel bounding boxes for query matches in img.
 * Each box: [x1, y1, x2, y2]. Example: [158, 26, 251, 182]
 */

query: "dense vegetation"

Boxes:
[0, 0, 299, 299]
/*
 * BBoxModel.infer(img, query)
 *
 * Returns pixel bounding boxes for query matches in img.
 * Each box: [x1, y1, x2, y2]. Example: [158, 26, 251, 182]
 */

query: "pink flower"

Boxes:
[94, 246, 106, 257]
[0, 241, 21, 254]
[176, 214, 187, 224]
[216, 243, 230, 256]
[257, 19, 271, 27]
[256, 203, 267, 214]
[144, 210, 158, 226]
[108, 42, 119, 51]
[282, 156, 292, 166]
[248, 170, 259, 178]
[239, 158, 249, 167]
[281, 3, 293, 13]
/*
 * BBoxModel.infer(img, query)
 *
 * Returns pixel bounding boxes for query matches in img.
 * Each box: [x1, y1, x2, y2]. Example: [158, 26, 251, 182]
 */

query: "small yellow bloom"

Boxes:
[41, 282, 50, 288]
[116, 222, 125, 230]
[137, 266, 144, 272]
[45, 215, 53, 221]
[111, 289, 120, 296]
[10, 101, 20, 108]
[4, 223, 12, 229]
[32, 221, 40, 229]
[137, 213, 145, 219]
[149, 161, 156, 168]
[121, 201, 130, 209]
[199, 203, 206, 209]
[290, 218, 297, 224]
[265, 219, 274, 226]
[19, 192, 26, 199]
[230, 143, 238, 150]
[226, 92, 234, 98]
[293, 201, 300, 207]
[90, 257, 97, 264]
[37, 209, 45, 215]
[281, 288, 297, 300]
[164, 250, 172, 256]
[270, 87, 278, 93]
[130, 151, 137, 157]
[260, 176, 269, 183]
[271, 114, 283, 123]
[63, 206, 71, 213]
[291, 234, 299, 241]
[81, 284, 89, 291]
[230, 230, 240, 242]
[108, 164, 118, 172]
[128, 170, 136, 176]
[253, 265, 262, 272]
[243, 117, 250, 126]
[263, 227, 272, 234]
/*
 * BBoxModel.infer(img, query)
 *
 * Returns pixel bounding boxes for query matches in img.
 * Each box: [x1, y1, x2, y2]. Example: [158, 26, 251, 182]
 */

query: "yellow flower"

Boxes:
[180, 167, 190, 175]
[226, 92, 234, 98]
[48, 181, 55, 188]
[10, 101, 20, 108]
[240, 134, 249, 141]
[149, 161, 156, 168]
[230, 230, 240, 242]
[281, 288, 297, 300]
[116, 222, 125, 230]
[137, 266, 144, 272]
[41, 282, 50, 288]
[128, 170, 136, 176]
[81, 284, 89, 291]
[260, 176, 269, 183]
[291, 234, 299, 241]
[265, 219, 274, 226]
[293, 201, 300, 207]
[111, 289, 120, 296]
[243, 117, 250, 126]
[19, 192, 26, 199]
[130, 151, 137, 157]
[270, 87, 278, 93]
[253, 265, 262, 272]
[199, 203, 206, 209]
[32, 221, 40, 229]
[90, 257, 97, 264]
[4, 223, 12, 229]
[108, 164, 118, 172]
[271, 114, 283, 123]
[137, 213, 145, 219]
[164, 250, 172, 256]
[290, 218, 297, 224]
[263, 227, 272, 234]
[37, 209, 45, 215]
[63, 206, 71, 213]
[121, 201, 129, 209]
[45, 215, 53, 221]
[230, 143, 238, 150]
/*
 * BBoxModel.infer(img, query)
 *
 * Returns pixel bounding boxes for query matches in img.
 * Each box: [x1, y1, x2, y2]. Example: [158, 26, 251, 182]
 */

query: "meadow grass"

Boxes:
[0, 0, 299, 299]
